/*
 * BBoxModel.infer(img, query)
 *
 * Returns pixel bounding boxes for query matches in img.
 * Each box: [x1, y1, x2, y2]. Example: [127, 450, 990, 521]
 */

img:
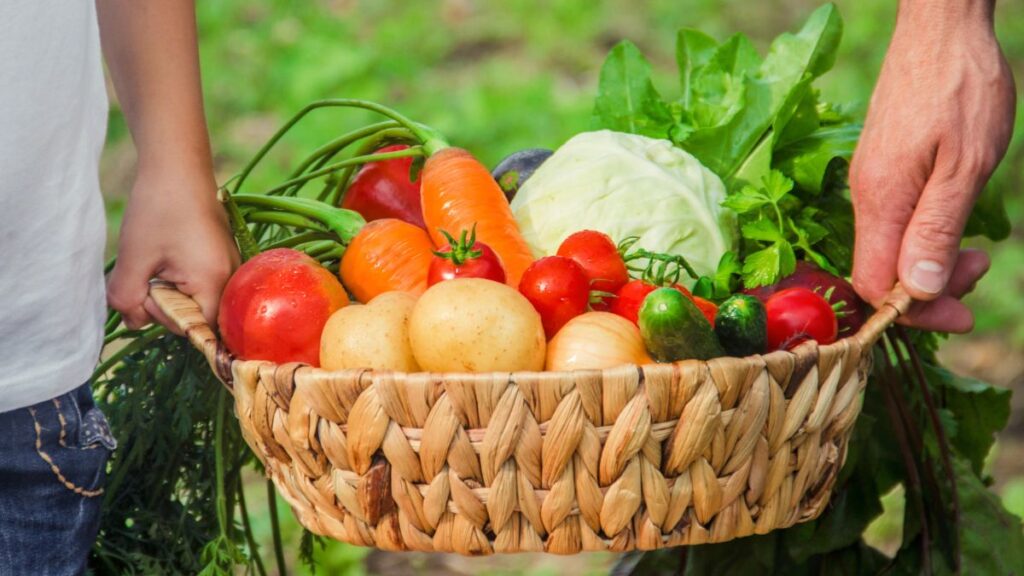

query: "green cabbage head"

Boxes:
[510, 130, 736, 280]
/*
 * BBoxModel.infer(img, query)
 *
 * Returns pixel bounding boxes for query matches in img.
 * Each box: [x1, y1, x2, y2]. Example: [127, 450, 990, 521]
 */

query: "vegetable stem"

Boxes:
[214, 389, 229, 538]
[220, 188, 261, 262]
[237, 477, 268, 576]
[231, 99, 446, 196]
[259, 147, 423, 197]
[244, 210, 328, 233]
[285, 121, 401, 185]
[267, 480, 288, 576]
[262, 231, 336, 251]
[90, 325, 166, 381]
[896, 326, 962, 571]
[234, 195, 367, 244]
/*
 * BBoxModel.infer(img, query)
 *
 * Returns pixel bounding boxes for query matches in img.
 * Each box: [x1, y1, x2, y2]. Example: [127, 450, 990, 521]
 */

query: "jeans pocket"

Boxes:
[65, 383, 117, 451]
[78, 406, 117, 451]
[27, 384, 113, 498]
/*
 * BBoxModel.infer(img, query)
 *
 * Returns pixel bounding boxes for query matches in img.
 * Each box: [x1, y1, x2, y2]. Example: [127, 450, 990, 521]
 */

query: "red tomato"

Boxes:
[556, 230, 629, 310]
[518, 256, 590, 339]
[610, 280, 693, 325]
[692, 296, 718, 327]
[744, 261, 867, 336]
[427, 231, 506, 286]
[341, 144, 425, 227]
[765, 287, 838, 351]
[217, 248, 349, 366]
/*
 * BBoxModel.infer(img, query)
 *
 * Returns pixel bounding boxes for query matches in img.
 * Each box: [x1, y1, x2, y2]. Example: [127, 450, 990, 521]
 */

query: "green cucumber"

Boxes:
[714, 294, 767, 357]
[639, 288, 724, 361]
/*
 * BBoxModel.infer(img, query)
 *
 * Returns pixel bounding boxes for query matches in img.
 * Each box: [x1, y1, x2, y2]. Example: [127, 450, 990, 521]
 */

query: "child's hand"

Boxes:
[107, 165, 238, 334]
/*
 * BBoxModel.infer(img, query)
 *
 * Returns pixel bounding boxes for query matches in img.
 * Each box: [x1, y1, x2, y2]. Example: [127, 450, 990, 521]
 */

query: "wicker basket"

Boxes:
[151, 282, 910, 555]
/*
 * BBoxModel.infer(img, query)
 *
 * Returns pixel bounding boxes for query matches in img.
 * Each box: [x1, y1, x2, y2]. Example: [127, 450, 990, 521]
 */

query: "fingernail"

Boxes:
[909, 260, 946, 294]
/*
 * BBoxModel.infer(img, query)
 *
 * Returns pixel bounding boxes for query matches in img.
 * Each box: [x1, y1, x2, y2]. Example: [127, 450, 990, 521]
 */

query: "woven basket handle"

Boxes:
[147, 280, 913, 379]
[149, 280, 235, 386]
[853, 283, 912, 348]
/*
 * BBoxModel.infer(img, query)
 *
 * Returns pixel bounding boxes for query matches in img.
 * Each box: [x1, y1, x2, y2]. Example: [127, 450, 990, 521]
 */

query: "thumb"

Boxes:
[897, 166, 977, 301]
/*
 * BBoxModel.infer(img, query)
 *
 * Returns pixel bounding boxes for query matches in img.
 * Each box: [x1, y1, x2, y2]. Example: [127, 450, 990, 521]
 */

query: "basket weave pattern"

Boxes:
[152, 283, 909, 555]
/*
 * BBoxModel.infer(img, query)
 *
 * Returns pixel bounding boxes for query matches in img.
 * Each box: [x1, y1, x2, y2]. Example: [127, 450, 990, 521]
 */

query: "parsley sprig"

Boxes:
[722, 170, 835, 288]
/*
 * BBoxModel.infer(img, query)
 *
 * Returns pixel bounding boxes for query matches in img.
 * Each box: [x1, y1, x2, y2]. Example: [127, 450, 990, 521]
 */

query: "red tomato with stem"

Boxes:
[765, 287, 838, 351]
[428, 227, 507, 286]
[556, 230, 629, 310]
[518, 256, 590, 339]
[218, 248, 349, 366]
[341, 144, 425, 228]
[611, 280, 694, 325]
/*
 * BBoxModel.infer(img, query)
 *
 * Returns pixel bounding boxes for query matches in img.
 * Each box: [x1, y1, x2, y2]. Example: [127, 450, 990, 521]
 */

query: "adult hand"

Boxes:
[107, 166, 238, 333]
[849, 0, 1015, 332]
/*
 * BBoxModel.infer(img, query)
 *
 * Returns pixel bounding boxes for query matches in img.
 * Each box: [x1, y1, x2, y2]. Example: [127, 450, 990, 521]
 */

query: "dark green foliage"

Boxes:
[90, 336, 256, 575]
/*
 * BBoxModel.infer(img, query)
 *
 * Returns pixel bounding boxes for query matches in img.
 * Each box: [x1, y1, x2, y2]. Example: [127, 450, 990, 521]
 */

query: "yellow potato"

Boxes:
[409, 278, 545, 372]
[319, 291, 420, 372]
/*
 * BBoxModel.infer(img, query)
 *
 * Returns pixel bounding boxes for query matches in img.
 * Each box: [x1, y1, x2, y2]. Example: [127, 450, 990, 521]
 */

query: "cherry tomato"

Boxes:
[765, 287, 838, 351]
[341, 144, 425, 227]
[427, 228, 506, 286]
[518, 256, 590, 338]
[610, 280, 692, 325]
[556, 230, 629, 310]
[218, 248, 349, 366]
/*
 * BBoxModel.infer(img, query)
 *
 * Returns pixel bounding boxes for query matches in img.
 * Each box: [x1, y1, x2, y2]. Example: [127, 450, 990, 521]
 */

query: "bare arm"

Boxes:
[849, 0, 1015, 332]
[98, 0, 237, 331]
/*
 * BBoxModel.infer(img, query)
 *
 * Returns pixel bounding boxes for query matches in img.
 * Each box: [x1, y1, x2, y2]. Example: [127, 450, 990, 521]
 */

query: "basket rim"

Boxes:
[148, 280, 911, 388]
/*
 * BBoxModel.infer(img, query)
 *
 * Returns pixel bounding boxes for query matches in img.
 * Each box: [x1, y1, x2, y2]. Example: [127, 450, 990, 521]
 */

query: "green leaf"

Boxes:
[687, 34, 762, 129]
[775, 89, 822, 148]
[774, 124, 861, 194]
[963, 185, 1011, 241]
[924, 363, 1011, 475]
[593, 41, 674, 138]
[742, 240, 795, 287]
[678, 4, 843, 180]
[684, 533, 780, 574]
[731, 131, 775, 191]
[722, 186, 770, 213]
[763, 170, 795, 201]
[785, 475, 885, 562]
[795, 207, 830, 244]
[692, 276, 714, 299]
[743, 218, 785, 242]
[713, 251, 742, 298]
[955, 456, 1024, 574]
[676, 29, 722, 109]
[809, 193, 856, 275]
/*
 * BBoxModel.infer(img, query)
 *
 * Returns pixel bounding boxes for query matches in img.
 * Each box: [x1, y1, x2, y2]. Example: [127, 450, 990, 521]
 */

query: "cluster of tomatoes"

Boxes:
[431, 226, 721, 338]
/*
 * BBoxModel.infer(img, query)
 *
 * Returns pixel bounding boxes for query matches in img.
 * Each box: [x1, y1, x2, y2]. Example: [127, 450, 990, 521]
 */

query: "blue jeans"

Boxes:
[0, 384, 115, 576]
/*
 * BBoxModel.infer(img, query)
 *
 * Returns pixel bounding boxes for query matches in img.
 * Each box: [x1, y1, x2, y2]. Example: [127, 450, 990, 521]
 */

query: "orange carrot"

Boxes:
[420, 148, 536, 286]
[340, 218, 433, 303]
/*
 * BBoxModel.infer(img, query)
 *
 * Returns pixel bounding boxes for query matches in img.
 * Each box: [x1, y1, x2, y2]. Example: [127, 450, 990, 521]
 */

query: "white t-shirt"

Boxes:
[0, 1, 108, 412]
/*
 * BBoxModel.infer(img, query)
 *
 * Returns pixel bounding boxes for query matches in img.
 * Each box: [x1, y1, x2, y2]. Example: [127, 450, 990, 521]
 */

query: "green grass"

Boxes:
[99, 0, 1024, 571]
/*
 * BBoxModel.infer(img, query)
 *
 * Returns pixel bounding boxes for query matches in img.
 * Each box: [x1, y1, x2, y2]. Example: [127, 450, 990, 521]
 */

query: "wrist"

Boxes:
[131, 160, 219, 205]
[136, 142, 215, 182]
[897, 0, 995, 30]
